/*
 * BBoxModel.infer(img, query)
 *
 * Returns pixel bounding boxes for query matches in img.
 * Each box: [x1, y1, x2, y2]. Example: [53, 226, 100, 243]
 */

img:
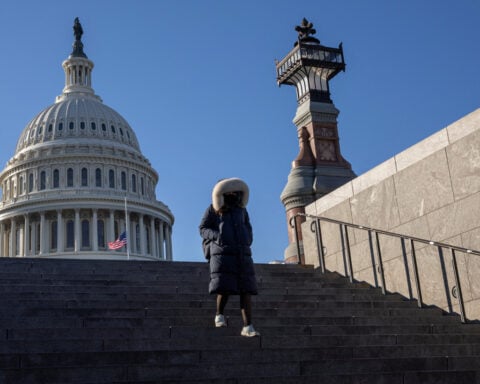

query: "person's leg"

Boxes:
[240, 293, 252, 326]
[215, 294, 229, 327]
[240, 293, 259, 336]
[216, 294, 229, 315]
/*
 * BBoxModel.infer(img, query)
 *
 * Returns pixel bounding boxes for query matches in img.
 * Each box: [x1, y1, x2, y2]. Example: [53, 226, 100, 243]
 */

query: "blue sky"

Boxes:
[0, 1, 479, 263]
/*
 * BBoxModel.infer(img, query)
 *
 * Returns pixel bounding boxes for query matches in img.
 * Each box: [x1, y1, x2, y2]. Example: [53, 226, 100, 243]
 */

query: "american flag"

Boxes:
[108, 231, 127, 250]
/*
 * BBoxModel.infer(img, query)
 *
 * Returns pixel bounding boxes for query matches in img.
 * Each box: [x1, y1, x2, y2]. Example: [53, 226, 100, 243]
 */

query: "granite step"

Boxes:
[1, 361, 478, 384]
[5, 323, 480, 341]
[0, 258, 478, 383]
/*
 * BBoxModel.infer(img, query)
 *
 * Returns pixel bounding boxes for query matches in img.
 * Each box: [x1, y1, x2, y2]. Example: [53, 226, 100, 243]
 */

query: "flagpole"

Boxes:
[124, 195, 130, 260]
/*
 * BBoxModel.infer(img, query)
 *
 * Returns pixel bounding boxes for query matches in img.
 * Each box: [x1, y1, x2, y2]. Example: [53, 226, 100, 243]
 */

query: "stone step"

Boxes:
[5, 323, 480, 341]
[0, 298, 421, 311]
[0, 280, 368, 292]
[0, 258, 477, 383]
[3, 332, 479, 354]
[0, 276, 371, 295]
[0, 311, 462, 330]
[7, 345, 480, 369]
[0, 259, 313, 275]
[2, 305, 447, 321]
[107, 371, 479, 384]
[1, 358, 478, 384]
[0, 291, 410, 303]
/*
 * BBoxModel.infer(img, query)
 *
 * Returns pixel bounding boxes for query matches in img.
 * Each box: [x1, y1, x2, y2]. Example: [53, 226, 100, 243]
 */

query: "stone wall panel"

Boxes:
[427, 192, 480, 241]
[350, 176, 400, 230]
[394, 150, 454, 224]
[382, 255, 412, 298]
[447, 129, 480, 200]
[305, 109, 480, 321]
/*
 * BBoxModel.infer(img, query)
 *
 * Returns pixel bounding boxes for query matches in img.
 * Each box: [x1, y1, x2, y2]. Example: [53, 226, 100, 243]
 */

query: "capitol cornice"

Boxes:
[0, 193, 173, 223]
[1, 148, 158, 183]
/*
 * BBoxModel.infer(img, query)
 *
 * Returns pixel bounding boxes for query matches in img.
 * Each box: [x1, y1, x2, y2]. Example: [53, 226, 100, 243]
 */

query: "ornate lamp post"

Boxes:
[276, 19, 356, 263]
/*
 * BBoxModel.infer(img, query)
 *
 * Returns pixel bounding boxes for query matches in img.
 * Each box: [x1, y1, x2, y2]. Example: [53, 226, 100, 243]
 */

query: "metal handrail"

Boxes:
[290, 212, 480, 323]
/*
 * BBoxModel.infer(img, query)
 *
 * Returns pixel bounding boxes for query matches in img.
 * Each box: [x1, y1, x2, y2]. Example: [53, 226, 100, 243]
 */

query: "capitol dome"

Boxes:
[0, 18, 174, 260]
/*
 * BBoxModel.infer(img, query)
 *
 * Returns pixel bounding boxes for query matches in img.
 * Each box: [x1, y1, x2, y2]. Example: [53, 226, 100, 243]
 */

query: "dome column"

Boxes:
[166, 225, 173, 261]
[92, 209, 98, 252]
[74, 209, 80, 253]
[159, 221, 165, 260]
[139, 214, 145, 256]
[23, 214, 30, 257]
[150, 217, 156, 257]
[39, 213, 46, 256]
[57, 210, 64, 253]
[9, 220, 15, 257]
[0, 222, 4, 257]
[31, 221, 38, 256]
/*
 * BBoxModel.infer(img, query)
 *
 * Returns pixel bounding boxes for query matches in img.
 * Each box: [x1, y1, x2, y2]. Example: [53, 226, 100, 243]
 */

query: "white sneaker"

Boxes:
[215, 314, 227, 327]
[241, 324, 260, 337]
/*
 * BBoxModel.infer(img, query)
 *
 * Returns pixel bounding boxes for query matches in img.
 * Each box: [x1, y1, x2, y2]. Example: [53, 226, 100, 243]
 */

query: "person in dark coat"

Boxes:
[199, 178, 260, 337]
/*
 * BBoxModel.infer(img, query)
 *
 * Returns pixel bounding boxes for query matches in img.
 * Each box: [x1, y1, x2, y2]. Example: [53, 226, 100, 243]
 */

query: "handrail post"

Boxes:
[374, 231, 387, 295]
[289, 215, 302, 265]
[311, 219, 326, 273]
[410, 239, 423, 308]
[343, 225, 354, 283]
[451, 249, 467, 323]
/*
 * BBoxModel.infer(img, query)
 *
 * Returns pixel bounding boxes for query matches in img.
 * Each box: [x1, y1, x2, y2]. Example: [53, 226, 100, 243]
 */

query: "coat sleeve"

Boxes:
[199, 205, 220, 241]
[244, 208, 253, 246]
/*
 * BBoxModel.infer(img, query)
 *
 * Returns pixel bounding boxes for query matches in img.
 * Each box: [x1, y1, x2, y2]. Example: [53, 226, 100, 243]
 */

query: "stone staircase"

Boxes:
[0, 258, 479, 383]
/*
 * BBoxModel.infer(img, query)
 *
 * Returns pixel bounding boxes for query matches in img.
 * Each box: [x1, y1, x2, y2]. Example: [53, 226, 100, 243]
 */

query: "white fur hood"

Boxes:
[212, 178, 249, 211]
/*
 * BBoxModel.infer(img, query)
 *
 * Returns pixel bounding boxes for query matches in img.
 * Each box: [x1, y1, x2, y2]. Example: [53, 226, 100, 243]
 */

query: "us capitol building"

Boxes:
[0, 18, 174, 260]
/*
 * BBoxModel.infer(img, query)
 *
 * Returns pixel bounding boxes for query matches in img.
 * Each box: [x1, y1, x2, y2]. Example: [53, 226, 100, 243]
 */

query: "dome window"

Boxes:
[131, 174, 137, 193]
[19, 176, 24, 195]
[91, 122, 96, 130]
[81, 168, 88, 186]
[40, 171, 46, 190]
[38, 126, 43, 135]
[58, 123, 63, 131]
[28, 173, 34, 192]
[53, 169, 60, 188]
[69, 122, 75, 130]
[111, 125, 116, 134]
[121, 171, 127, 190]
[102, 123, 106, 131]
[48, 124, 53, 132]
[119, 128, 124, 136]
[109, 169, 115, 188]
[126, 131, 130, 139]
[95, 168, 102, 187]
[67, 168, 74, 187]
[80, 122, 85, 129]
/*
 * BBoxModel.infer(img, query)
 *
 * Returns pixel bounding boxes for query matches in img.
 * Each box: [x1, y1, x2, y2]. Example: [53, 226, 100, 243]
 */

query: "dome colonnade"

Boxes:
[0, 18, 173, 260]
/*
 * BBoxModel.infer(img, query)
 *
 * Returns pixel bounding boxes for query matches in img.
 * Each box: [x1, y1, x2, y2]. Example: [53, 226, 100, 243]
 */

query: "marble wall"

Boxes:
[302, 108, 480, 321]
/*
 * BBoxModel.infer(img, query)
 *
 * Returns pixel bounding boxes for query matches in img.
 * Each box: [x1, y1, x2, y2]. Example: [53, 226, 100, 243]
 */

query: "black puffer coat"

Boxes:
[199, 204, 258, 295]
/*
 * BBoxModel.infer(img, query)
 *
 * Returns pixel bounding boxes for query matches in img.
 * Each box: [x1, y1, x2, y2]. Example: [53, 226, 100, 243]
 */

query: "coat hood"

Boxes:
[212, 178, 249, 211]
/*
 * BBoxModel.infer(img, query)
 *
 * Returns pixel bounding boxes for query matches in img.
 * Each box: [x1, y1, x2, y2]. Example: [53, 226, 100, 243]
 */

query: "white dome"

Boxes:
[0, 18, 173, 261]
[16, 96, 141, 155]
